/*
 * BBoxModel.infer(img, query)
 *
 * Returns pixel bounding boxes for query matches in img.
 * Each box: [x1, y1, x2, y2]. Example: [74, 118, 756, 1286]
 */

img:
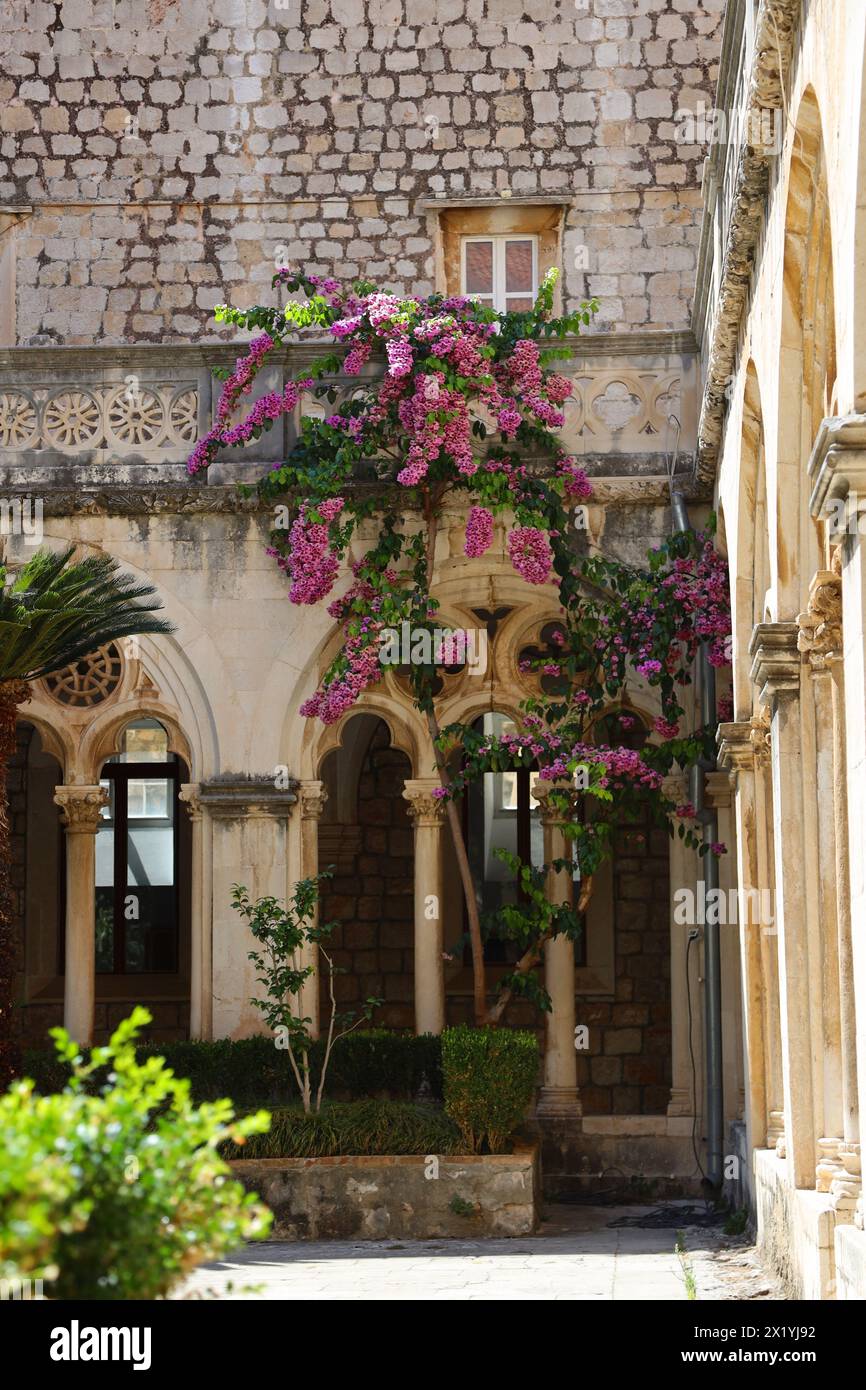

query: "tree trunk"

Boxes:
[0, 680, 30, 1088]
[484, 874, 594, 1025]
[421, 493, 488, 1024]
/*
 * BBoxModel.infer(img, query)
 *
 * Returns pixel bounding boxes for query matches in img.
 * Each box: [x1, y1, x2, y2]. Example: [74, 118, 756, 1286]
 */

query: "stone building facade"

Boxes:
[697, 0, 866, 1300]
[4, 0, 865, 1299]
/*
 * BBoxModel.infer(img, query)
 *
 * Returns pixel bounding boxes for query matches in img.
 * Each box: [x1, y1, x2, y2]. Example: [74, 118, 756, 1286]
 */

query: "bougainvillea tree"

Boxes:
[188, 268, 731, 1025]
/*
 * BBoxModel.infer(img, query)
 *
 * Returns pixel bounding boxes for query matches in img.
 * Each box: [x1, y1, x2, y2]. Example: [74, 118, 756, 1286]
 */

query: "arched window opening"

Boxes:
[96, 719, 180, 974]
[463, 711, 543, 963]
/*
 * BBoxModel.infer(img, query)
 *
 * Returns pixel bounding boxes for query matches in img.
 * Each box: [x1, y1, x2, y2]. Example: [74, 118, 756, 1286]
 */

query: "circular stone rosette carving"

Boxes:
[105, 385, 166, 449]
[43, 642, 124, 708]
[43, 390, 103, 449]
[0, 391, 38, 449]
[168, 387, 198, 444]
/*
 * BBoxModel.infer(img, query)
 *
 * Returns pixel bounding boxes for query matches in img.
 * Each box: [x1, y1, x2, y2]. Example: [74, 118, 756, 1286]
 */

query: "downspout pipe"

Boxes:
[669, 481, 724, 1192]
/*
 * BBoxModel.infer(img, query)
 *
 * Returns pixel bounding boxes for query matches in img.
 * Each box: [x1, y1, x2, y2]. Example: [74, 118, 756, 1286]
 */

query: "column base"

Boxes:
[667, 1087, 692, 1118]
[537, 1086, 582, 1118]
[831, 1143, 863, 1220]
[816, 1135, 844, 1193]
[767, 1109, 785, 1149]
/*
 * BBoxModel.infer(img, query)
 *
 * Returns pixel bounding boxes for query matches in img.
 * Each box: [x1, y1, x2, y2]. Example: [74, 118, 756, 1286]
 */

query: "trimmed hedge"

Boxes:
[223, 1099, 461, 1160]
[22, 1029, 442, 1109]
[441, 1024, 539, 1153]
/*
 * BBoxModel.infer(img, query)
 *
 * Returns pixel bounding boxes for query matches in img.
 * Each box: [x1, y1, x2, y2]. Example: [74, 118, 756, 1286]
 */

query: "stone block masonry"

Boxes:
[0, 0, 722, 343]
[230, 1146, 540, 1239]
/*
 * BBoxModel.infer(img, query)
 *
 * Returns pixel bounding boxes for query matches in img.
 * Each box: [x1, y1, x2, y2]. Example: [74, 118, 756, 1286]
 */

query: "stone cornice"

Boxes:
[693, 0, 802, 487]
[9, 471, 709, 519]
[807, 413, 866, 519]
[0, 329, 698, 371]
[749, 621, 801, 704]
[197, 776, 297, 819]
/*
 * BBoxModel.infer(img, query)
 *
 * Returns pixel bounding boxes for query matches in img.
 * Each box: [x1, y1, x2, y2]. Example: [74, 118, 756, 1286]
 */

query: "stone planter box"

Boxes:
[229, 1144, 539, 1241]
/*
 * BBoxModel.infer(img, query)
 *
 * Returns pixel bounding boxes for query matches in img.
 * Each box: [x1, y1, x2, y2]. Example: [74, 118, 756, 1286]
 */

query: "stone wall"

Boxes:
[578, 798, 671, 1114]
[8, 725, 31, 1045]
[320, 723, 415, 1029]
[0, 0, 723, 344]
[230, 1146, 539, 1238]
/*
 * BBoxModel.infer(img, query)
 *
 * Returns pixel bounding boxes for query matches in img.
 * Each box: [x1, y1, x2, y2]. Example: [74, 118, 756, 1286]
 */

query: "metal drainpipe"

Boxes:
[669, 480, 724, 1192]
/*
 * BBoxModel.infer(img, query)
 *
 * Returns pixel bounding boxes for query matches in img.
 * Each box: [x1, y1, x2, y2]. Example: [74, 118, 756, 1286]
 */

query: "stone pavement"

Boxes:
[181, 1203, 784, 1301]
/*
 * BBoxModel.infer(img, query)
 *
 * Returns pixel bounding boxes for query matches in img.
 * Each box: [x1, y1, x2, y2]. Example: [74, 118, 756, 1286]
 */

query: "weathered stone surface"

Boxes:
[230, 1148, 540, 1240]
[0, 0, 722, 342]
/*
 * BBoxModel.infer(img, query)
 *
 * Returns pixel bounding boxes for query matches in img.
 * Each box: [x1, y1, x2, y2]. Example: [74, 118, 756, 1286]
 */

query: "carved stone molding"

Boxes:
[797, 570, 842, 671]
[403, 778, 447, 828]
[749, 622, 801, 706]
[197, 776, 297, 820]
[53, 784, 108, 833]
[0, 382, 198, 455]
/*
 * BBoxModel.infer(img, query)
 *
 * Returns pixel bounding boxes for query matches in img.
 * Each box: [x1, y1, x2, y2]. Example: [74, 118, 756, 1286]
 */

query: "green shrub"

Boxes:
[441, 1025, 539, 1153]
[23, 1029, 443, 1108]
[1, 1008, 272, 1299]
[223, 1099, 461, 1159]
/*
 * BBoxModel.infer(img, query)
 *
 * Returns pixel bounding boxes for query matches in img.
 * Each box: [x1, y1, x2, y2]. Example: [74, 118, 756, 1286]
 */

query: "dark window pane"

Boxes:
[505, 239, 533, 291]
[465, 240, 493, 293]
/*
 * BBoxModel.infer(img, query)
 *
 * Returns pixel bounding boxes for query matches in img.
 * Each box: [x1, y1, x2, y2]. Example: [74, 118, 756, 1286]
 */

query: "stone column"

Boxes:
[54, 784, 108, 1045]
[750, 622, 817, 1189]
[718, 723, 772, 1157]
[798, 571, 849, 1198]
[706, 769, 745, 1128]
[534, 782, 580, 1117]
[809, 419, 866, 1222]
[403, 778, 446, 1036]
[197, 777, 297, 1039]
[297, 780, 328, 1039]
[663, 772, 698, 1121]
[179, 784, 211, 1040]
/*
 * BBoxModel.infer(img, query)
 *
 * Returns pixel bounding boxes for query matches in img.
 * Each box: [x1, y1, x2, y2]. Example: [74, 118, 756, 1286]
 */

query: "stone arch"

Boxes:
[777, 86, 836, 616]
[732, 362, 771, 716]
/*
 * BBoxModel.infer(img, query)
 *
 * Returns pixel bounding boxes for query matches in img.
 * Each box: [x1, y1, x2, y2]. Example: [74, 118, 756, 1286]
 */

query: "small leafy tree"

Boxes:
[0, 1007, 271, 1299]
[232, 875, 381, 1113]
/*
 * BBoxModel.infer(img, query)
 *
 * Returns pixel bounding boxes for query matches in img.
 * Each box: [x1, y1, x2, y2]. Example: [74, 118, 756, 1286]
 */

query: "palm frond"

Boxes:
[0, 548, 176, 684]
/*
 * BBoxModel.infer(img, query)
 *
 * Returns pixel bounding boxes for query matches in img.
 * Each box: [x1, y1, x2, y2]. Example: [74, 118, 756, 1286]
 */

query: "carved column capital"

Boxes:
[179, 783, 203, 821]
[403, 778, 447, 827]
[298, 779, 328, 822]
[54, 784, 108, 833]
[749, 621, 801, 706]
[796, 569, 843, 671]
[532, 778, 576, 828]
[661, 771, 688, 803]
[717, 720, 755, 777]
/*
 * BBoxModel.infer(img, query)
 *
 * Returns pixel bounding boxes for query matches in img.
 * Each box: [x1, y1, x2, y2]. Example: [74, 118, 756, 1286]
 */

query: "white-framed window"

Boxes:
[461, 235, 538, 313]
